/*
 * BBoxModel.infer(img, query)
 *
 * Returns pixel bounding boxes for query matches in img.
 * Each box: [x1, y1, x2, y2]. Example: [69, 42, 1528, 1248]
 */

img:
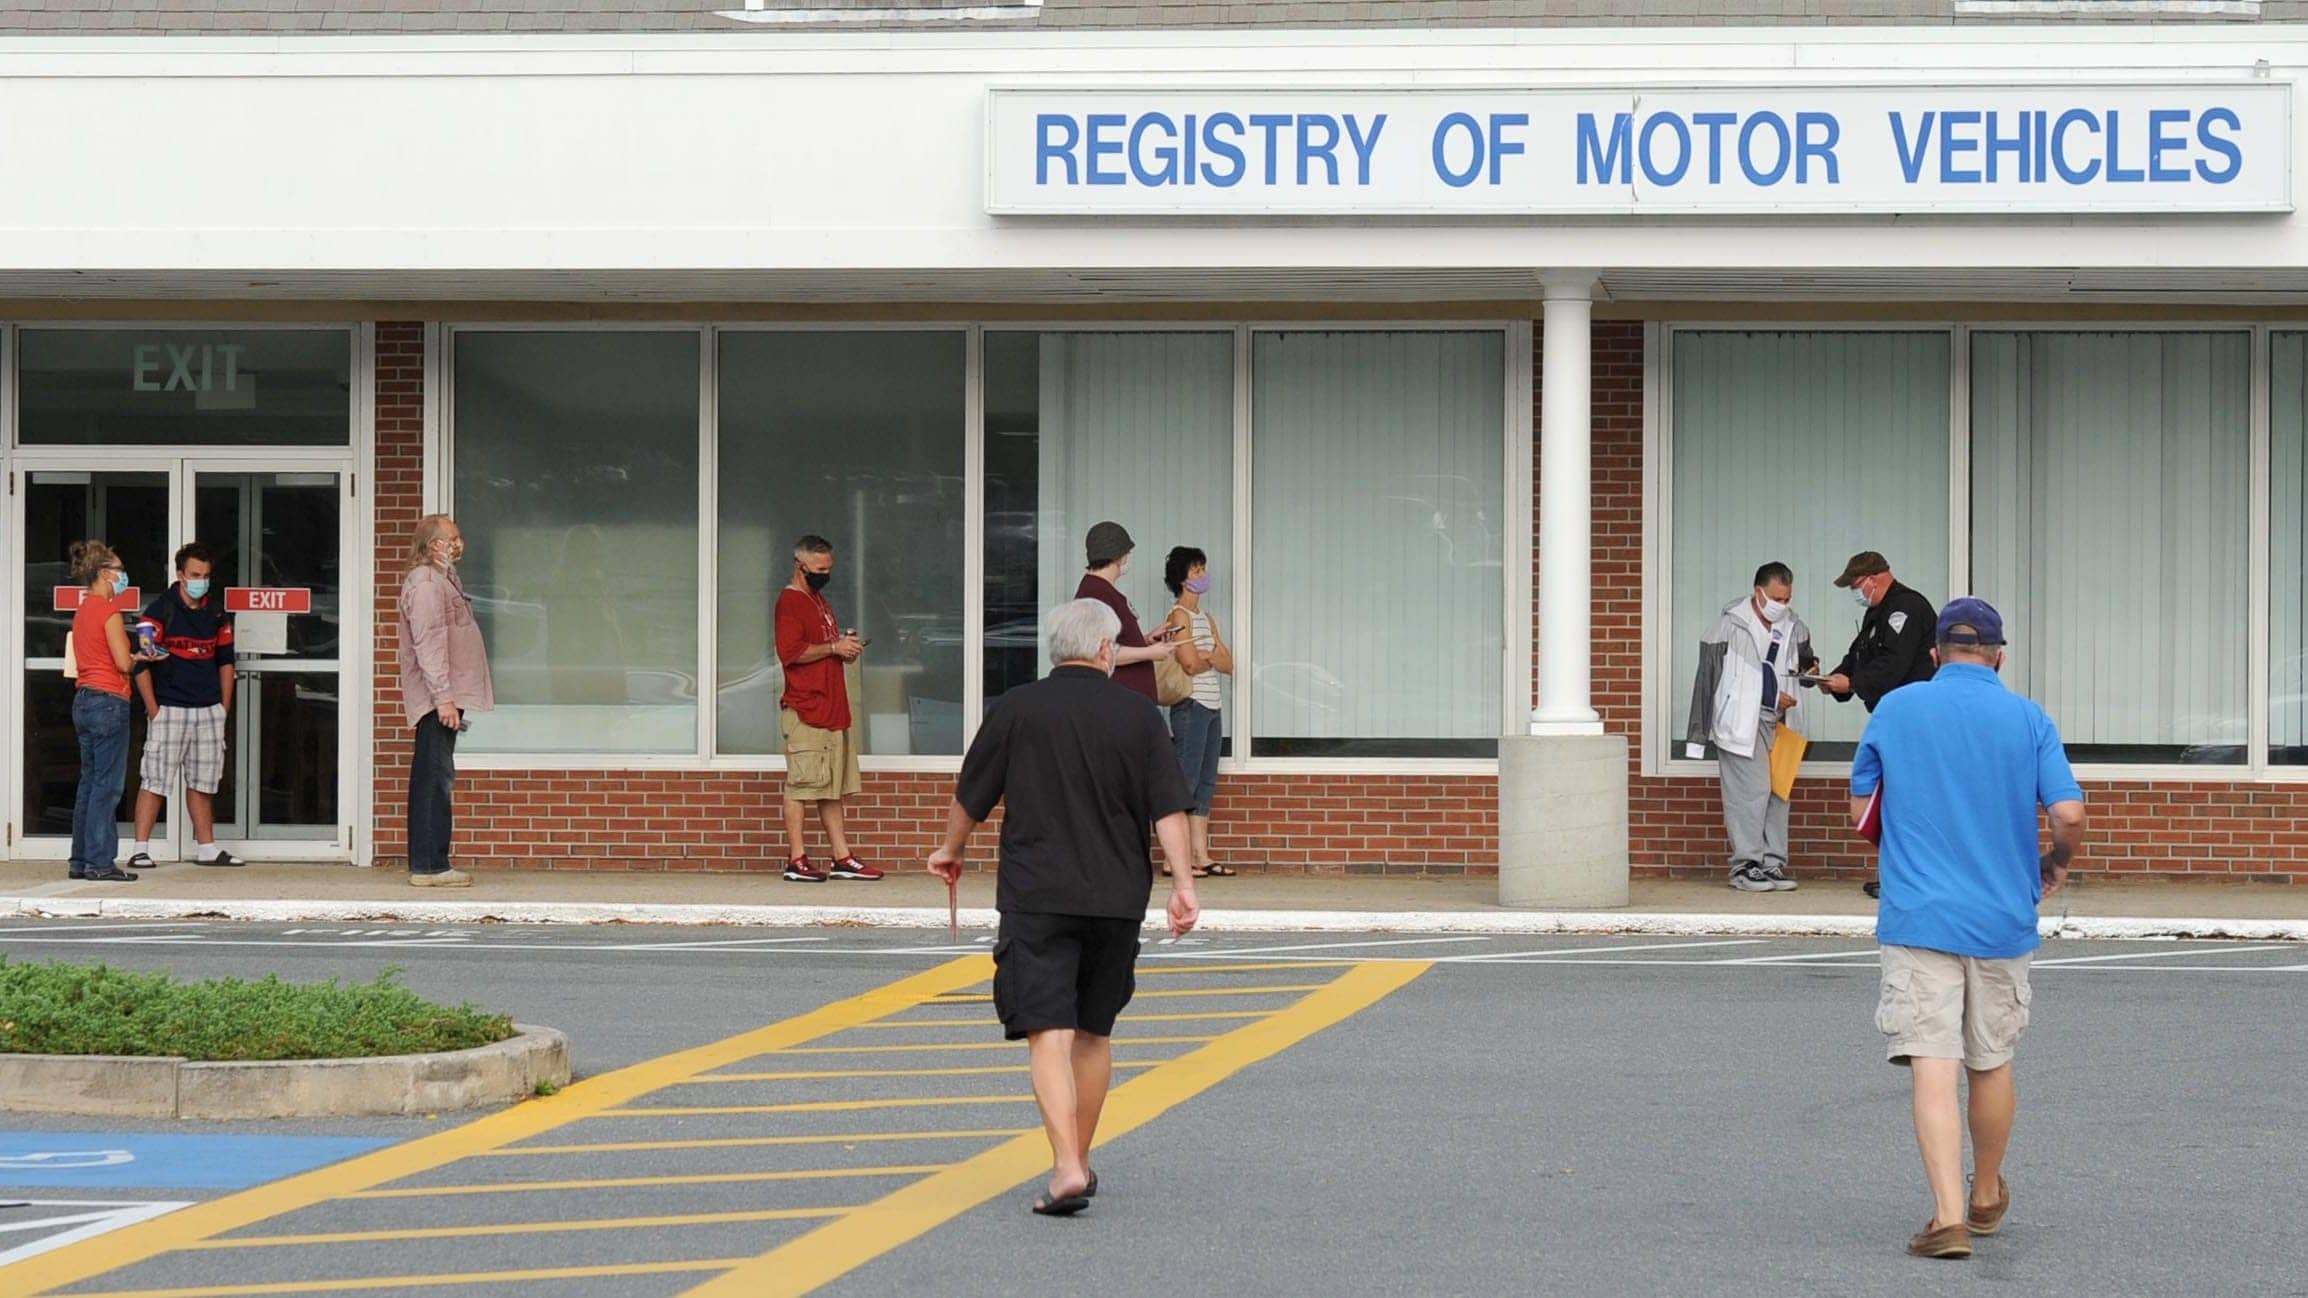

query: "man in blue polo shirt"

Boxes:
[1850, 597, 2085, 1262]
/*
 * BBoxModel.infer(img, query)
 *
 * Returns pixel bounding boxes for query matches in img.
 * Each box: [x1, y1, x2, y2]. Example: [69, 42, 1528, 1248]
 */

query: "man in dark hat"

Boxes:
[1822, 550, 1941, 898]
[1849, 597, 2084, 1260]
[1073, 521, 1176, 704]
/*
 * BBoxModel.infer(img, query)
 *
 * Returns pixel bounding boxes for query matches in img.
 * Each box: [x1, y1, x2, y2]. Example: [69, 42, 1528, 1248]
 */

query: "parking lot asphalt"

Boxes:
[2, 920, 2302, 1297]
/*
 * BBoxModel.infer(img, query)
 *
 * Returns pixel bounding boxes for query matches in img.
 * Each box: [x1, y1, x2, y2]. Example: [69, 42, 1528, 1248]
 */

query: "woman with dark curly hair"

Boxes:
[1160, 545, 1236, 878]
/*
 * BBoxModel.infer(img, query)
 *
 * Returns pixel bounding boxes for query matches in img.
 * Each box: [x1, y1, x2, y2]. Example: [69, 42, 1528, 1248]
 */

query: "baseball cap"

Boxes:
[1936, 597, 2006, 646]
[1085, 520, 1135, 568]
[1833, 551, 1891, 588]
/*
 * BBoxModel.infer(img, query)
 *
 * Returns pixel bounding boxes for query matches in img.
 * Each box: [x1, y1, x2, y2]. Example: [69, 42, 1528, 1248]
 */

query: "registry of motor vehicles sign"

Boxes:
[985, 83, 2293, 215]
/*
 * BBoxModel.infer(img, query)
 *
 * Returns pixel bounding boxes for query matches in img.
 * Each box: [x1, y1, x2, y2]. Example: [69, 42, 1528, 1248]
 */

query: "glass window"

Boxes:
[982, 331, 1235, 716]
[450, 331, 702, 754]
[1971, 331, 2249, 764]
[18, 329, 352, 445]
[2268, 333, 2308, 765]
[1668, 331, 1951, 762]
[1250, 330, 1503, 757]
[715, 331, 966, 756]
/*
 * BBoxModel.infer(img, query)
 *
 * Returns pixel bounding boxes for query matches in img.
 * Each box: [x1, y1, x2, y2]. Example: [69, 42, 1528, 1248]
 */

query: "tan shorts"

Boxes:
[1877, 944, 2033, 1072]
[781, 709, 862, 803]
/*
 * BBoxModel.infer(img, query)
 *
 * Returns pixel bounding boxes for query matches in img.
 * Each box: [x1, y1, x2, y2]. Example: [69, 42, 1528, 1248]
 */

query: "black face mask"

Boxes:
[803, 569, 832, 593]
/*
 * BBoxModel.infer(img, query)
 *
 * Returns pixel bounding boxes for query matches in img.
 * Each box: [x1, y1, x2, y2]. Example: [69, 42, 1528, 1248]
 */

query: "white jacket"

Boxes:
[1686, 597, 1815, 760]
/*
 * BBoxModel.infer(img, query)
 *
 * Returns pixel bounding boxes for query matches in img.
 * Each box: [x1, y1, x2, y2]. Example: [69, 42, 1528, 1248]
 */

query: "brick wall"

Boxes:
[364, 323, 1495, 874]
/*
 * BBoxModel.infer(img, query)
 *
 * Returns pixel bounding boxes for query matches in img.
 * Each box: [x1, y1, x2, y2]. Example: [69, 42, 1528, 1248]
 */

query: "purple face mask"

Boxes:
[1183, 574, 1214, 595]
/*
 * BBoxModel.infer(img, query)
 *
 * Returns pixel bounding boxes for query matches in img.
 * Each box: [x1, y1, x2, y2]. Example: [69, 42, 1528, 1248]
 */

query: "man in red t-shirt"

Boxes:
[1074, 521, 1177, 705]
[774, 535, 881, 882]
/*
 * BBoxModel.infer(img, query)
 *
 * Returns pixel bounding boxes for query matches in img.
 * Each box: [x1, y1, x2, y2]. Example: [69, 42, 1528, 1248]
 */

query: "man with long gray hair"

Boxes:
[929, 598, 1200, 1217]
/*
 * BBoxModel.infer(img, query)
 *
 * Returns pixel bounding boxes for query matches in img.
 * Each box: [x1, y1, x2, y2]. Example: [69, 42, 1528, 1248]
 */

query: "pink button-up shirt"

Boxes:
[398, 563, 494, 727]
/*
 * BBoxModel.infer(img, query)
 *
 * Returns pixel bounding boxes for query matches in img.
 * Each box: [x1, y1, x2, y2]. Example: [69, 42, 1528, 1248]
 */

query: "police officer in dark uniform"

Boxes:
[1822, 550, 1939, 898]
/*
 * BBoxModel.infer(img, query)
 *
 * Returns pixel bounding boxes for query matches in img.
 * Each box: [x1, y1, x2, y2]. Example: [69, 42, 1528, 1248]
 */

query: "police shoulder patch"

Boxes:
[1888, 612, 1908, 635]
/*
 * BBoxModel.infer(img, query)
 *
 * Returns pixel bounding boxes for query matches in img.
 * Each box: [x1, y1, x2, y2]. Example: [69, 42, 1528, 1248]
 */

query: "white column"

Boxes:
[1533, 273, 1601, 734]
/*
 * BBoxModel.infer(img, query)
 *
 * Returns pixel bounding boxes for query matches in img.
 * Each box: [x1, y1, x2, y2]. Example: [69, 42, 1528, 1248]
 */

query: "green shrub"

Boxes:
[0, 957, 514, 1062]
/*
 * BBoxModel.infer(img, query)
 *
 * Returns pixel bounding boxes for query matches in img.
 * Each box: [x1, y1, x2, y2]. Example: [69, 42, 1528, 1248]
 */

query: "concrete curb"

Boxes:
[4, 894, 2303, 942]
[0, 1024, 569, 1120]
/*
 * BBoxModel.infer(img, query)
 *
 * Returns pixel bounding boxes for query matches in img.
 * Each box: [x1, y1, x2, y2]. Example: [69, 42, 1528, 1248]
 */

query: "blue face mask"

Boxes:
[112, 570, 130, 596]
[1849, 585, 1871, 607]
[185, 578, 211, 600]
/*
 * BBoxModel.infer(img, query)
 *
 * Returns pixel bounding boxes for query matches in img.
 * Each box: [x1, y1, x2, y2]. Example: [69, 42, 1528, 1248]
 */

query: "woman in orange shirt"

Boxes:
[66, 540, 146, 883]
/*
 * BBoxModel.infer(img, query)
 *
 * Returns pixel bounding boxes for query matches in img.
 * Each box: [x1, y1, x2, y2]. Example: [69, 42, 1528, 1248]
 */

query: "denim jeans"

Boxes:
[408, 714, 460, 874]
[70, 689, 131, 875]
[1168, 699, 1223, 816]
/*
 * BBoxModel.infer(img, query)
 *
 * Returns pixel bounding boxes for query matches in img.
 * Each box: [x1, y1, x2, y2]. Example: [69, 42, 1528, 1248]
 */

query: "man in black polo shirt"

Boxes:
[929, 597, 1200, 1218]
[127, 542, 240, 869]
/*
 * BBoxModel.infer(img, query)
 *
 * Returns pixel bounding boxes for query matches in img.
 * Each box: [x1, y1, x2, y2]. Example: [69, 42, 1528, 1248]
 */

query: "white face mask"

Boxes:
[1759, 597, 1789, 623]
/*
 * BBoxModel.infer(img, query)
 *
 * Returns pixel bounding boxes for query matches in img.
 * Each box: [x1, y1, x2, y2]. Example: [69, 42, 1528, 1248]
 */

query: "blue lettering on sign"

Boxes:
[2198, 107, 2243, 184]
[1022, 101, 2253, 197]
[1433, 112, 1484, 188]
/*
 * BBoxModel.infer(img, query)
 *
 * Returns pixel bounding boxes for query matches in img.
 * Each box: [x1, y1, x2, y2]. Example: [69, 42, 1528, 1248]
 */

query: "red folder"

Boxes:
[1856, 786, 1884, 846]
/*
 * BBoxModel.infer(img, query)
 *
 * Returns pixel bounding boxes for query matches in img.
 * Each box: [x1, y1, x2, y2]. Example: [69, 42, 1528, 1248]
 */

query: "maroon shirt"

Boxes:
[1074, 572, 1156, 701]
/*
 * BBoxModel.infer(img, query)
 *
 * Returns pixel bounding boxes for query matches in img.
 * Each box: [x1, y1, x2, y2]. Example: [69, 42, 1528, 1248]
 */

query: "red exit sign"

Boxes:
[226, 587, 313, 615]
[53, 587, 139, 611]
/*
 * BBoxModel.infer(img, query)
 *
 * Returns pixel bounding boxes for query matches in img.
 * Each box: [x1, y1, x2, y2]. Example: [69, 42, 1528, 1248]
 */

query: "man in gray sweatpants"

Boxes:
[1687, 562, 1817, 892]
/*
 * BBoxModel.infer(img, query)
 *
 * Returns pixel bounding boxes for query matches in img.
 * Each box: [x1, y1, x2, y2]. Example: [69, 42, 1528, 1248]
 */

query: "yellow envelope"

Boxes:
[1769, 725, 1809, 801]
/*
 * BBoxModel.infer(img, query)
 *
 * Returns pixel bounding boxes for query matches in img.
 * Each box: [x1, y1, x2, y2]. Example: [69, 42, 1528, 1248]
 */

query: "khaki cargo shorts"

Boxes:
[1876, 944, 2033, 1072]
[781, 709, 862, 803]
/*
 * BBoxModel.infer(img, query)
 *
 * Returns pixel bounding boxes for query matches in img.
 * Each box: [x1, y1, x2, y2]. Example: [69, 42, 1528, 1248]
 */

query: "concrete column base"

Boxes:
[1497, 732, 1630, 909]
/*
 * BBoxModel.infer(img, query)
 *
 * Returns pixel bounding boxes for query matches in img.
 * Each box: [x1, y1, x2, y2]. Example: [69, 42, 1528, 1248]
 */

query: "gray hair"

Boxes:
[1046, 599, 1121, 666]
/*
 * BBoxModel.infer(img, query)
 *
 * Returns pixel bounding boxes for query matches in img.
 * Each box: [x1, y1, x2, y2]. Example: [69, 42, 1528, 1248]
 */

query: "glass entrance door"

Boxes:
[9, 459, 350, 861]
[191, 467, 345, 846]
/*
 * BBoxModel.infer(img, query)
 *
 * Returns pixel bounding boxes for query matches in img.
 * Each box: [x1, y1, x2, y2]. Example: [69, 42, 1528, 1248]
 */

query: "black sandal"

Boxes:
[1193, 864, 1237, 878]
[1031, 1190, 1090, 1217]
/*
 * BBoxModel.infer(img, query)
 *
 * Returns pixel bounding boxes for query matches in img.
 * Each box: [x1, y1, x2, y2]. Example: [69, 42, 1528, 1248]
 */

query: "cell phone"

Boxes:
[1148, 622, 1184, 641]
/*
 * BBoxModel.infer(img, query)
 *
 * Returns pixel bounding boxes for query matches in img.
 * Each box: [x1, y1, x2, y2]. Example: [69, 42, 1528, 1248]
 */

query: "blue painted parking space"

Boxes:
[0, 1133, 391, 1189]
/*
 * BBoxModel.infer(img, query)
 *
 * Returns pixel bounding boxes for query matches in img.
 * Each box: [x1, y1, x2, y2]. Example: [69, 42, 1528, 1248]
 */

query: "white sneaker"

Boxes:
[1729, 866, 1776, 892]
[410, 868, 472, 888]
[1762, 865, 1798, 891]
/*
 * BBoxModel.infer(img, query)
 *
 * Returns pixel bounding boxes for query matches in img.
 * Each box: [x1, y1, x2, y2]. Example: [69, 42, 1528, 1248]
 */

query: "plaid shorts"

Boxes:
[141, 704, 227, 795]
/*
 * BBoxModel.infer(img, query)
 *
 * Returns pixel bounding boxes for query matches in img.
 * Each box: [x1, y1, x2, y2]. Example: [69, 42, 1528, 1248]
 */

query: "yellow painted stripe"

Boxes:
[184, 1205, 852, 1249]
[687, 1060, 1161, 1083]
[478, 1129, 1032, 1157]
[596, 1095, 1033, 1118]
[750, 1035, 1217, 1056]
[59, 1257, 747, 1298]
[681, 961, 1431, 1298]
[345, 1163, 949, 1199]
[932, 983, 1329, 1003]
[0, 956, 992, 1298]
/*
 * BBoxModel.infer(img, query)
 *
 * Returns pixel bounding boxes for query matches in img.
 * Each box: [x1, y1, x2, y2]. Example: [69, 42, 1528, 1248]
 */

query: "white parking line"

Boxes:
[2031, 944, 2290, 966]
[1169, 936, 1495, 957]
[1443, 938, 1770, 962]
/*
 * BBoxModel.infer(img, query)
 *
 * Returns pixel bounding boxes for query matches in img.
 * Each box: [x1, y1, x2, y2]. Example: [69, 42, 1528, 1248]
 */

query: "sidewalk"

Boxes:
[3, 860, 2301, 940]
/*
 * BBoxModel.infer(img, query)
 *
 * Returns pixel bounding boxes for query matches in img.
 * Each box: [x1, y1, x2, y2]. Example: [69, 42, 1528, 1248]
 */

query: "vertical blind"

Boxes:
[2267, 334, 2308, 759]
[1251, 331, 1504, 755]
[1669, 331, 1952, 754]
[1970, 331, 2249, 759]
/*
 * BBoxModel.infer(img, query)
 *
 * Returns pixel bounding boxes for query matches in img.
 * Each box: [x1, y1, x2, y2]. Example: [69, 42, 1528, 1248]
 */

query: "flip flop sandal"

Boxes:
[1032, 1191, 1091, 1217]
[1194, 864, 1237, 877]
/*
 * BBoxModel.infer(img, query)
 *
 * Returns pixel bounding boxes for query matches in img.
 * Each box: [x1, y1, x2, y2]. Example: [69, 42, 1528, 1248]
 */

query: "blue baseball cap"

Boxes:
[1936, 597, 2005, 646]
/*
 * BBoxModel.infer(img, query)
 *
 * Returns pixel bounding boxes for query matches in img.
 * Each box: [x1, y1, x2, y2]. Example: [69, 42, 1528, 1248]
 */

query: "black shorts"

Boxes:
[992, 911, 1143, 1041]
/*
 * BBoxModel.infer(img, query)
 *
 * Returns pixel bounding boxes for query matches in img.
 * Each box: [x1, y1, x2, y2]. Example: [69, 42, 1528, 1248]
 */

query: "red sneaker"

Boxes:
[782, 857, 827, 883]
[828, 856, 884, 881]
